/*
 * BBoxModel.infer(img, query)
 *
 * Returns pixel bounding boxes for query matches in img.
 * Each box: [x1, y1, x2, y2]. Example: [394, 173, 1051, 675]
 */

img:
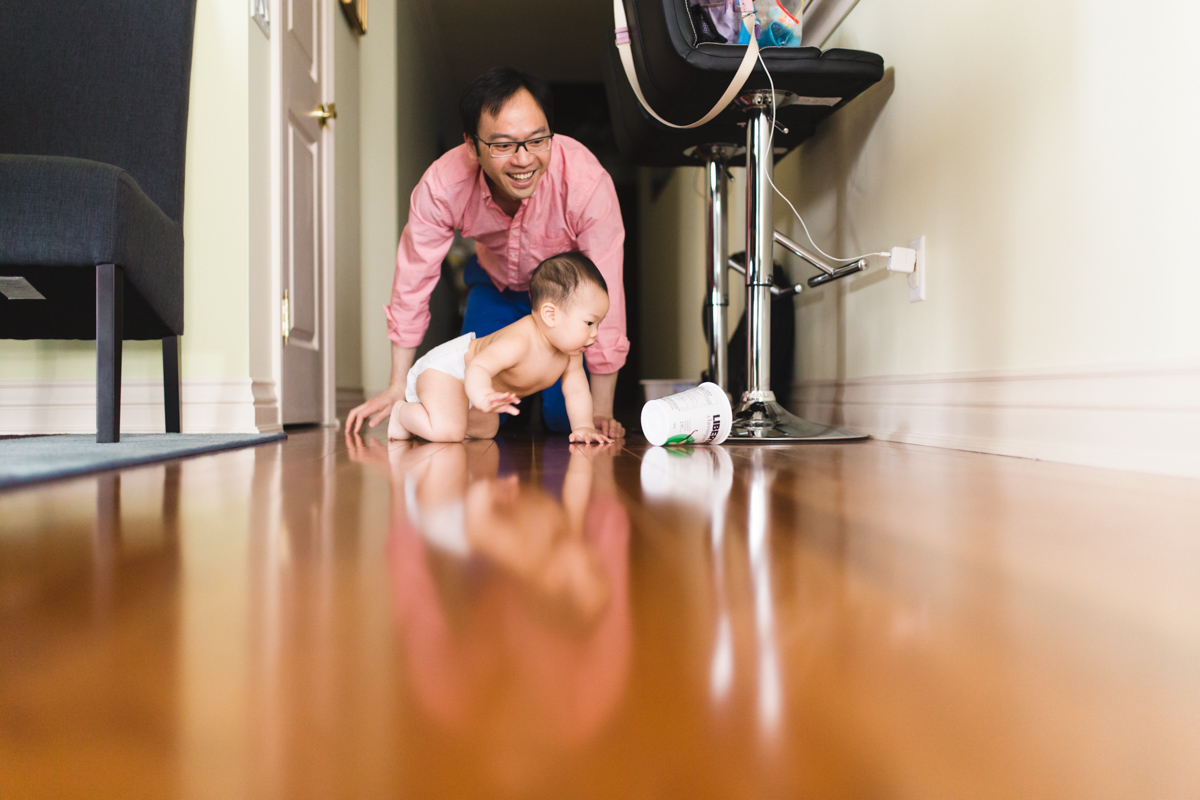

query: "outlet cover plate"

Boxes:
[908, 235, 926, 302]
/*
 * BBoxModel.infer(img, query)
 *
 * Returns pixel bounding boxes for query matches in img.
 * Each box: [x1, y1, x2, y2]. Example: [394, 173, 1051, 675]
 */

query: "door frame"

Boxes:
[268, 0, 337, 428]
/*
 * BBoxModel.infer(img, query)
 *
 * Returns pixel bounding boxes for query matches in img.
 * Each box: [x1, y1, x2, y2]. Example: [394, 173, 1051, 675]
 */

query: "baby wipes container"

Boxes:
[641, 382, 733, 446]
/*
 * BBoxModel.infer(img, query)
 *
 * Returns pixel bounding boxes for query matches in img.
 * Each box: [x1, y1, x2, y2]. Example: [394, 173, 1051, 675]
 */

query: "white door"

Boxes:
[280, 0, 328, 424]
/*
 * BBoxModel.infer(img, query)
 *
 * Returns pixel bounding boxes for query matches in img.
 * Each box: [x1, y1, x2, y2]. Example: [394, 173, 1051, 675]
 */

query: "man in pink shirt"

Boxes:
[346, 68, 628, 438]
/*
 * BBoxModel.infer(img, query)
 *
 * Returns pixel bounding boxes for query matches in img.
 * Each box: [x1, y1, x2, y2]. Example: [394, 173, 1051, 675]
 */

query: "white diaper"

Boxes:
[405, 332, 475, 403]
[405, 479, 469, 556]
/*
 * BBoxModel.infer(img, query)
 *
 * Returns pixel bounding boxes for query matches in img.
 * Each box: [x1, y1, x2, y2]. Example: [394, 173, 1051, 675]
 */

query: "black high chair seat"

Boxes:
[605, 0, 883, 166]
[604, 40, 813, 167]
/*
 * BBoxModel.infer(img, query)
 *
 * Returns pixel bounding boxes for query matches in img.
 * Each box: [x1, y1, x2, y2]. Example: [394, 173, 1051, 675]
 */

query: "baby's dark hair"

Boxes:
[529, 251, 608, 309]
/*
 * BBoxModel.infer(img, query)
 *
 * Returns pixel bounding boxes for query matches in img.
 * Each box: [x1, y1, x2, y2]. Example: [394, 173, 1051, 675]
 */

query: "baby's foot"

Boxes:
[388, 401, 412, 440]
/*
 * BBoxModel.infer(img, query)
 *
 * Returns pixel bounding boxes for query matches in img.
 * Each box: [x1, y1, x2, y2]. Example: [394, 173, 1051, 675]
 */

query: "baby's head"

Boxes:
[530, 252, 609, 355]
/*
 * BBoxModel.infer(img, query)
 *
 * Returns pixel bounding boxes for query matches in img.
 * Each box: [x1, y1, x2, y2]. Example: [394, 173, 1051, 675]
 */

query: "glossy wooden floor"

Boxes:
[2, 429, 1199, 799]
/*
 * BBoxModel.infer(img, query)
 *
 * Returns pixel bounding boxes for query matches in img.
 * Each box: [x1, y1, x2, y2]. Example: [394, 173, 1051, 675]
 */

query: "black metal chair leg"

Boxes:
[96, 264, 123, 443]
[163, 335, 181, 433]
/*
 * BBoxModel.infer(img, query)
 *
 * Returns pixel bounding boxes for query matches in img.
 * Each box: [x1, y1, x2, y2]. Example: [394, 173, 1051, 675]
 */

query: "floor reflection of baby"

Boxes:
[462, 454, 611, 627]
[380, 439, 632, 797]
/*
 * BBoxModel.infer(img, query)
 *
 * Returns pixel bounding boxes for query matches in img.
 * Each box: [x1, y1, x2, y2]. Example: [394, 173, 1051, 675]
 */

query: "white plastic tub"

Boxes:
[641, 382, 732, 446]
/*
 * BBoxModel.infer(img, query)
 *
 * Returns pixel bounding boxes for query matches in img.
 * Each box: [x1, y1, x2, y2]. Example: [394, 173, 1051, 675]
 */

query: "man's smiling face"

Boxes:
[466, 88, 552, 211]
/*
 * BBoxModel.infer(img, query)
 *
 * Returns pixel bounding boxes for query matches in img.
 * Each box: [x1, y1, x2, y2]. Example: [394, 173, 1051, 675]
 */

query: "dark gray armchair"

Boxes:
[0, 0, 198, 442]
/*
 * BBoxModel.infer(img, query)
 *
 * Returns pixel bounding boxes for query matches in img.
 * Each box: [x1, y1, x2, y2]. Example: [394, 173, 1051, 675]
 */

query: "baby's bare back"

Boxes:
[467, 317, 569, 397]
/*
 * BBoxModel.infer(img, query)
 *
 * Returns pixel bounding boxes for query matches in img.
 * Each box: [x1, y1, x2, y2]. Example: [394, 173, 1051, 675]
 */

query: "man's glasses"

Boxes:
[475, 134, 553, 158]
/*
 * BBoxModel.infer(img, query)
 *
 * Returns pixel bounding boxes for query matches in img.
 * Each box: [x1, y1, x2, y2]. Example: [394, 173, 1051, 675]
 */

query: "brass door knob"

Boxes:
[309, 102, 337, 127]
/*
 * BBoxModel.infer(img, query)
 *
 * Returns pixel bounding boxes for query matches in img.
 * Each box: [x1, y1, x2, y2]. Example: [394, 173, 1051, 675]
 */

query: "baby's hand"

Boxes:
[478, 391, 520, 415]
[569, 426, 612, 445]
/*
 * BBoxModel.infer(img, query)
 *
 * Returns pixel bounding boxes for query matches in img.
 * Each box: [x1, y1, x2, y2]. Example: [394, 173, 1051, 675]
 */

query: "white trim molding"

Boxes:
[792, 363, 1200, 479]
[0, 379, 267, 435]
[253, 380, 284, 434]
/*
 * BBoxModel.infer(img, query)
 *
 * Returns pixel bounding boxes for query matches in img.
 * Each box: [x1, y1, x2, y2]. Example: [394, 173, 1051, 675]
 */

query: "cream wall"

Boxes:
[246, 8, 273, 411]
[182, 2, 253, 381]
[334, 16, 362, 396]
[637, 169, 709, 380]
[357, 0, 440, 399]
[638, 164, 752, 382]
[787, 0, 1200, 381]
[357, 0, 398, 400]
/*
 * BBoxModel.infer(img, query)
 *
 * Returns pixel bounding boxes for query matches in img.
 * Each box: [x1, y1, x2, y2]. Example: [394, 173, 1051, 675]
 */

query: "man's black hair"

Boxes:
[459, 67, 555, 142]
[530, 251, 608, 309]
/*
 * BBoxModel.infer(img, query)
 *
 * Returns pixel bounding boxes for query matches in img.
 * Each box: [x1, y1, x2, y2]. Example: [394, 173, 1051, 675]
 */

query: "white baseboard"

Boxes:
[0, 378, 267, 435]
[792, 363, 1200, 479]
[252, 380, 283, 434]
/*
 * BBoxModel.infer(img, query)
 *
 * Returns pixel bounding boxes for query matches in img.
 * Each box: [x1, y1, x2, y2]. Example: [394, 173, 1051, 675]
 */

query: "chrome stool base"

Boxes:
[728, 393, 867, 443]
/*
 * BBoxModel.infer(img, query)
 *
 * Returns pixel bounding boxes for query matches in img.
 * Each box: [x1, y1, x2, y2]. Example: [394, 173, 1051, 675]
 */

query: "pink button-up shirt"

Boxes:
[385, 134, 629, 374]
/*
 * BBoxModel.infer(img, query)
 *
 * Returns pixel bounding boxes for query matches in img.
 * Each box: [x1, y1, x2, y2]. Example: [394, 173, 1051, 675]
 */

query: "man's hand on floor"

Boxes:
[593, 415, 625, 439]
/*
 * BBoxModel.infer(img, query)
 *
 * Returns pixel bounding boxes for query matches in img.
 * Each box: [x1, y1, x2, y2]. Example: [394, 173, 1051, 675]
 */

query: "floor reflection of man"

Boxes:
[351, 438, 631, 796]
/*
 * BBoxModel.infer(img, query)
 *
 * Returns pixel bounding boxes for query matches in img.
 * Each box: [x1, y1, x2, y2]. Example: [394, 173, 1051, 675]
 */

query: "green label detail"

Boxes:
[665, 433, 696, 446]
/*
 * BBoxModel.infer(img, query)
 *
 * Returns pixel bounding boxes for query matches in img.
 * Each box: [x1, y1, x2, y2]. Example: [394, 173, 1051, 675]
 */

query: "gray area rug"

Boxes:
[0, 433, 287, 490]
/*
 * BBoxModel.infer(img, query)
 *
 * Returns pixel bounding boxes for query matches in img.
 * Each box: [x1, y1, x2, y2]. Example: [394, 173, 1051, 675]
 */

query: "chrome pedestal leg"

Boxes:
[729, 96, 866, 443]
[700, 145, 736, 395]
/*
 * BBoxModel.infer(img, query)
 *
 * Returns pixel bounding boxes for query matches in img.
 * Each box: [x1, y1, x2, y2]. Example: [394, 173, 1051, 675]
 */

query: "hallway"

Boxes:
[2, 431, 1199, 798]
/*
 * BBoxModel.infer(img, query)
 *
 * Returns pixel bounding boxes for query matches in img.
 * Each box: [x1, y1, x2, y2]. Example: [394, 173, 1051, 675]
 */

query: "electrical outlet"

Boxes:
[908, 236, 926, 303]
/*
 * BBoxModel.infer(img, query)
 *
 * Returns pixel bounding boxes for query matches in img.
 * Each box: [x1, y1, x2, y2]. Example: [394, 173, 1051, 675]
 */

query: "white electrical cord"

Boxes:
[757, 52, 890, 264]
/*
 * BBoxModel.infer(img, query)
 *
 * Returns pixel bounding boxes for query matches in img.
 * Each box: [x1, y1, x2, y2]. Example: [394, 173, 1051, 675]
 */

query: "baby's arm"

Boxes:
[562, 355, 612, 444]
[464, 335, 526, 415]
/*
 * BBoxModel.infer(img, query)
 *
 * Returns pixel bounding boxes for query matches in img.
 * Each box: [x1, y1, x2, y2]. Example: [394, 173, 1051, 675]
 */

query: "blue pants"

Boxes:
[461, 257, 579, 433]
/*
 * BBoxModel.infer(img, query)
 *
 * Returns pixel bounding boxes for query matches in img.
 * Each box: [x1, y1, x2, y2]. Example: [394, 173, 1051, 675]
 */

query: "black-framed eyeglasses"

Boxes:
[475, 134, 553, 158]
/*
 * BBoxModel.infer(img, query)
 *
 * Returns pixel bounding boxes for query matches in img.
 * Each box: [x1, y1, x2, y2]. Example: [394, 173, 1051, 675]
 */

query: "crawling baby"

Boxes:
[388, 251, 614, 444]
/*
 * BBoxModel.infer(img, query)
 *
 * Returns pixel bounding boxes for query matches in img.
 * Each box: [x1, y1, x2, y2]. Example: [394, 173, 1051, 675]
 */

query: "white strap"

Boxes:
[614, 0, 760, 129]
